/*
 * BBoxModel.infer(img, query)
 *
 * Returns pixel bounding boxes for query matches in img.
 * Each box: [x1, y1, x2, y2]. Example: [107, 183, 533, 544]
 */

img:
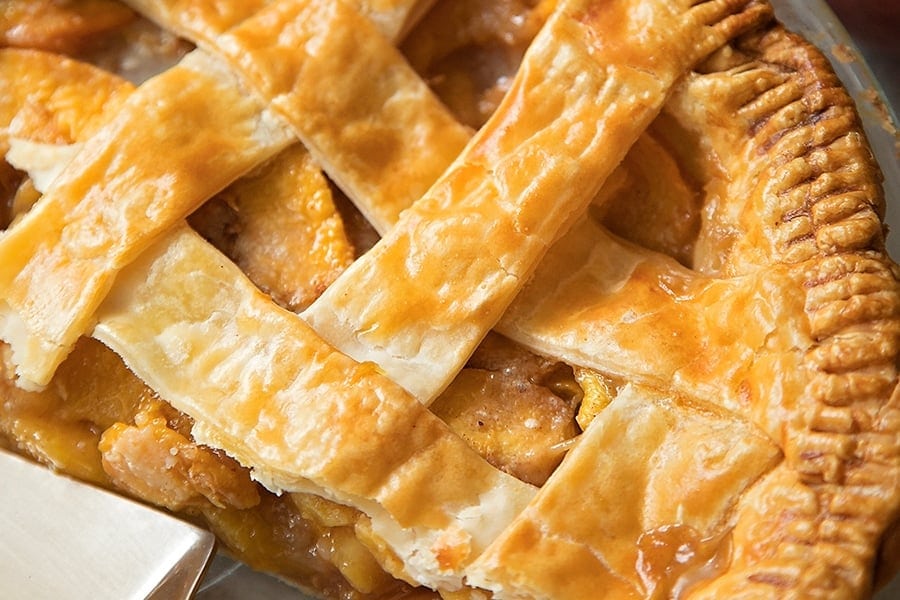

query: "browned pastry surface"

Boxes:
[0, 0, 136, 54]
[0, 1, 897, 599]
[494, 24, 900, 599]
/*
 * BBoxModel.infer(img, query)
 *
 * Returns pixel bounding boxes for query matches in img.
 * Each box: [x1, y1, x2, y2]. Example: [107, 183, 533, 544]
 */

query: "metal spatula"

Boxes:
[0, 449, 216, 600]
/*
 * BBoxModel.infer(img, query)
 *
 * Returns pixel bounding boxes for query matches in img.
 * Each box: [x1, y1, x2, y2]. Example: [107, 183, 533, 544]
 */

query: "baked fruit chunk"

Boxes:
[0, 0, 897, 599]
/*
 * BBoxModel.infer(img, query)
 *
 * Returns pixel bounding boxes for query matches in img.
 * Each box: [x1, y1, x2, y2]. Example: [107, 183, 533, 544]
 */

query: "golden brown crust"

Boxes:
[0, 0, 897, 598]
[302, 0, 773, 402]
[92, 224, 536, 590]
[0, 47, 295, 388]
[118, 0, 268, 45]
[676, 28, 888, 275]
[0, 49, 135, 148]
[211, 0, 471, 234]
[468, 386, 782, 599]
[690, 28, 900, 599]
[0, 0, 458, 389]
[492, 23, 900, 599]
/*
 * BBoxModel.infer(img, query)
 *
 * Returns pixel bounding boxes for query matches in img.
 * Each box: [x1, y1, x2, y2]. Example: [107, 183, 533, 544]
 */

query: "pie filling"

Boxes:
[0, 1, 898, 599]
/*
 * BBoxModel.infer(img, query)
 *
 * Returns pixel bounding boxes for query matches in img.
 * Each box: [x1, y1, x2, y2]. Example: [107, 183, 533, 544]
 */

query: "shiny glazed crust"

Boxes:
[486, 24, 900, 598]
[492, 22, 900, 598]
[0, 0, 463, 389]
[0, 0, 898, 598]
[87, 0, 776, 587]
[302, 0, 774, 402]
[689, 28, 900, 598]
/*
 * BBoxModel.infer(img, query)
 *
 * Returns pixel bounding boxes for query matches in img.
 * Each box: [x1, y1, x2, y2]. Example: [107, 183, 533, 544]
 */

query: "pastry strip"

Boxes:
[120, 0, 434, 53]
[491, 55, 823, 430]
[209, 0, 472, 235]
[0, 0, 460, 388]
[0, 49, 134, 150]
[495, 214, 811, 431]
[117, 0, 270, 46]
[493, 26, 900, 598]
[91, 223, 536, 590]
[302, 0, 773, 402]
[466, 385, 782, 598]
[7, 110, 531, 592]
[0, 48, 295, 388]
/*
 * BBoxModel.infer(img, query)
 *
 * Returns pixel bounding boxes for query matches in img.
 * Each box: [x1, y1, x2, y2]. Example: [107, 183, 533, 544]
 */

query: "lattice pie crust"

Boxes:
[0, 1, 897, 598]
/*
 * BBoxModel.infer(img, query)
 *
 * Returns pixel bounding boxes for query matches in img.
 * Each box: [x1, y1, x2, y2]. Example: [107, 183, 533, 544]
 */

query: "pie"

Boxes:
[0, 0, 898, 598]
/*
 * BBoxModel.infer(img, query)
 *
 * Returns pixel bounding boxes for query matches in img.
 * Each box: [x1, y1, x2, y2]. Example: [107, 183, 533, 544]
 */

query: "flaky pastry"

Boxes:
[0, 0, 898, 599]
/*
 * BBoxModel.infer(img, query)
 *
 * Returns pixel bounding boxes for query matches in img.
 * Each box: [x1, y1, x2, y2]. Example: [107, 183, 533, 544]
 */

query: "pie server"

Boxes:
[0, 449, 216, 599]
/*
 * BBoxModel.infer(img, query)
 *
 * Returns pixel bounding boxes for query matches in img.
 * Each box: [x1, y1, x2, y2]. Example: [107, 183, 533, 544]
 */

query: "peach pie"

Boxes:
[0, 0, 898, 598]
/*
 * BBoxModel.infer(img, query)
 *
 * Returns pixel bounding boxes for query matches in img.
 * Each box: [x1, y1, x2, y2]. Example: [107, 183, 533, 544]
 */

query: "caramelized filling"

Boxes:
[635, 524, 732, 599]
[432, 333, 581, 486]
[0, 338, 427, 599]
[402, 0, 553, 128]
[0, 1, 896, 598]
[0, 0, 136, 54]
[0, 160, 23, 230]
[189, 144, 356, 313]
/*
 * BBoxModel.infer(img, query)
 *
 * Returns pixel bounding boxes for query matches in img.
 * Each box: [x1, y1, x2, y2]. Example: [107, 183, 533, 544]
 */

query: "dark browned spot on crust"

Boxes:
[747, 572, 795, 587]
